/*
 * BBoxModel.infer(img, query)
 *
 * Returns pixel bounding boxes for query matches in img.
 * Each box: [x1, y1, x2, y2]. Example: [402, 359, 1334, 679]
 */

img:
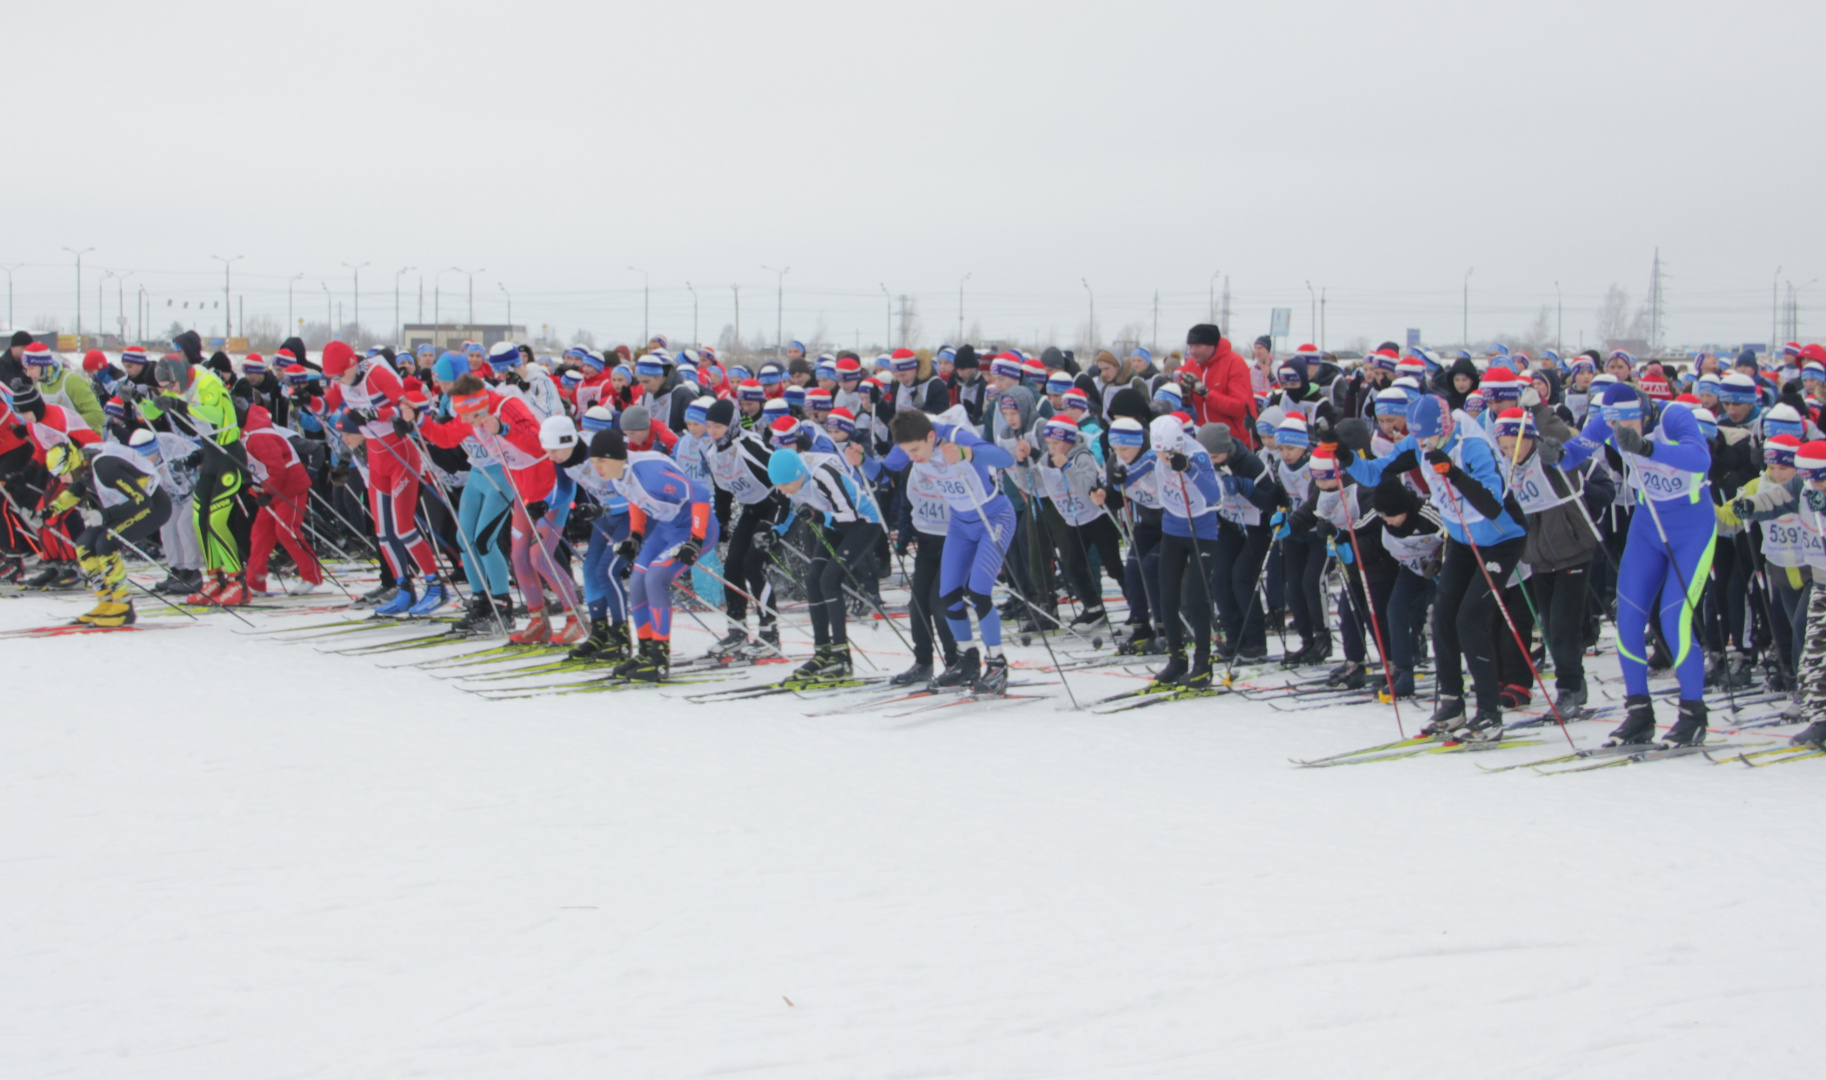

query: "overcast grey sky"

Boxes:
[6, 0, 1821, 352]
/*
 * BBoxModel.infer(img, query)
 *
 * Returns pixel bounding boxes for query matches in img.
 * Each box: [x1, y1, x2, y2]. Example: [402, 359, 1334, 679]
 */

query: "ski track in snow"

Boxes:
[2, 586, 1824, 1079]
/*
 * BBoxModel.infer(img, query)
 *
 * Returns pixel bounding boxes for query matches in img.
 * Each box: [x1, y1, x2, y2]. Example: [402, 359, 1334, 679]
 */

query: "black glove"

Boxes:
[1335, 443, 1355, 468]
[1423, 448, 1452, 472]
[895, 533, 912, 557]
[344, 408, 375, 426]
[329, 465, 350, 487]
[1107, 460, 1128, 486]
[253, 492, 273, 511]
[1289, 505, 1318, 533]
[1168, 451, 1190, 473]
[8, 423, 24, 440]
[505, 372, 526, 390]
[180, 451, 203, 469]
[754, 528, 778, 552]
[615, 532, 644, 561]
[1731, 497, 1755, 519]
[391, 415, 414, 438]
[571, 501, 602, 525]
[675, 537, 702, 566]
[1613, 425, 1652, 458]
[617, 559, 635, 579]
[162, 396, 190, 416]
[1311, 417, 1337, 449]
[524, 500, 547, 521]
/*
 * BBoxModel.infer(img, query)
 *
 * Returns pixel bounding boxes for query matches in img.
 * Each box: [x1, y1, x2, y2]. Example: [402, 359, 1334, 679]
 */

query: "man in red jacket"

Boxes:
[242, 404, 323, 596]
[1176, 324, 1259, 449]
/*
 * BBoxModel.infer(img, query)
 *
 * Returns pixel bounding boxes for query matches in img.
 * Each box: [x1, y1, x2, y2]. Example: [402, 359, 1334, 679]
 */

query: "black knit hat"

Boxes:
[589, 429, 628, 460]
[1186, 324, 1223, 347]
[1373, 476, 1421, 517]
[1107, 386, 1152, 424]
[953, 345, 980, 370]
[705, 398, 736, 427]
[9, 379, 42, 412]
[9, 330, 33, 348]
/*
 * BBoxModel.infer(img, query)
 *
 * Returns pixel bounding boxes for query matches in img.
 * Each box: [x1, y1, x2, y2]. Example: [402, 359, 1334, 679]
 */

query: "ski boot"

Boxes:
[797, 643, 852, 681]
[1387, 666, 1416, 699]
[1070, 605, 1106, 628]
[974, 653, 1009, 696]
[585, 620, 631, 663]
[550, 613, 588, 645]
[0, 557, 22, 586]
[1178, 656, 1214, 691]
[1151, 647, 1189, 688]
[77, 588, 135, 627]
[454, 593, 496, 633]
[1235, 642, 1267, 663]
[1551, 682, 1589, 720]
[1117, 627, 1157, 656]
[891, 661, 934, 687]
[407, 580, 451, 616]
[1459, 706, 1506, 744]
[931, 648, 981, 690]
[1280, 639, 1314, 668]
[245, 575, 271, 597]
[627, 639, 669, 683]
[510, 609, 552, 644]
[374, 584, 418, 618]
[1790, 720, 1826, 749]
[1325, 661, 1355, 687]
[24, 562, 63, 589]
[1604, 694, 1657, 746]
[286, 580, 320, 596]
[354, 582, 394, 608]
[1329, 661, 1368, 690]
[1498, 682, 1532, 710]
[1660, 699, 1708, 747]
[1420, 695, 1467, 737]
[1723, 650, 1757, 689]
[707, 627, 749, 657]
[216, 576, 251, 606]
[186, 572, 229, 606]
[568, 618, 613, 660]
[157, 569, 202, 595]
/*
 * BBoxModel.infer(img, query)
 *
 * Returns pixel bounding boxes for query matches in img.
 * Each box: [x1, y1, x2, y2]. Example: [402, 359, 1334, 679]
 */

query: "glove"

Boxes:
[162, 396, 190, 416]
[1809, 489, 1826, 514]
[1221, 475, 1238, 495]
[505, 372, 527, 390]
[571, 501, 602, 525]
[675, 537, 702, 566]
[754, 528, 778, 552]
[1168, 451, 1190, 473]
[1613, 425, 1651, 458]
[1311, 418, 1337, 450]
[1108, 461, 1127, 486]
[1335, 443, 1355, 468]
[615, 532, 644, 561]
[391, 415, 414, 438]
[1178, 372, 1206, 396]
[344, 408, 375, 426]
[1289, 506, 1318, 534]
[180, 451, 202, 469]
[1732, 498, 1755, 520]
[617, 559, 635, 580]
[1270, 509, 1290, 540]
[8, 423, 24, 440]
[1327, 535, 1354, 565]
[1424, 448, 1453, 475]
[329, 465, 350, 487]
[1520, 387, 1542, 408]
[524, 500, 547, 522]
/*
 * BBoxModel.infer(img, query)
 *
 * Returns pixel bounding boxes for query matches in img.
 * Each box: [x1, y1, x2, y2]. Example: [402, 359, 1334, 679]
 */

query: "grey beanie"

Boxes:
[1197, 422, 1235, 458]
[619, 404, 651, 432]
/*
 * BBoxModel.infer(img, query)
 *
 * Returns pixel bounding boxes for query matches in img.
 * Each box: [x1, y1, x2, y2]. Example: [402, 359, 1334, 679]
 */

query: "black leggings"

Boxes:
[1531, 561, 1591, 691]
[1213, 522, 1270, 652]
[907, 531, 959, 666]
[1124, 518, 1163, 630]
[1158, 531, 1218, 663]
[1434, 536, 1527, 712]
[727, 496, 787, 624]
[807, 521, 882, 647]
[1283, 536, 1328, 645]
[1060, 515, 1123, 613]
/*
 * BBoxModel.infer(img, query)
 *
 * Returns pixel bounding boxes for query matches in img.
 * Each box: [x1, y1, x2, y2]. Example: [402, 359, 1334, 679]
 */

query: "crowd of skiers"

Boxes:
[4, 322, 1825, 749]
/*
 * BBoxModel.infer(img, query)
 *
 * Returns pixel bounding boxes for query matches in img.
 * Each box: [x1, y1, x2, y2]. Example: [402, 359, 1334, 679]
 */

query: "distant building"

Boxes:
[402, 323, 527, 354]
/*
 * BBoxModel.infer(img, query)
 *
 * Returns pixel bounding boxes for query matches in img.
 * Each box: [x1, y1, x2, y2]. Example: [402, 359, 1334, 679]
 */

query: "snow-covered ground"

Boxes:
[3, 579, 1823, 1079]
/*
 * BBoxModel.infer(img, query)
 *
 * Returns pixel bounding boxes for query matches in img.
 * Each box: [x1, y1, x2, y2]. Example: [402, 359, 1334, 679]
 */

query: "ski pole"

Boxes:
[104, 525, 255, 627]
[1338, 484, 1404, 737]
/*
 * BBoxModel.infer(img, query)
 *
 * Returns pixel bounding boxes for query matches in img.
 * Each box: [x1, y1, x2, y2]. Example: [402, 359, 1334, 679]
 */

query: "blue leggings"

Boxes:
[627, 515, 720, 642]
[1615, 499, 1715, 699]
[941, 502, 1015, 649]
[457, 465, 514, 597]
[583, 512, 631, 622]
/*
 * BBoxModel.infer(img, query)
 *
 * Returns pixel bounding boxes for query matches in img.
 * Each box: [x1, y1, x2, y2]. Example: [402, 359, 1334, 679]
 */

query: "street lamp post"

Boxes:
[63, 247, 95, 340]
[1554, 281, 1562, 354]
[627, 266, 649, 345]
[443, 267, 483, 329]
[1774, 266, 1784, 350]
[341, 262, 369, 342]
[211, 254, 243, 338]
[1081, 278, 1095, 347]
[136, 285, 147, 344]
[499, 281, 512, 330]
[99, 270, 114, 343]
[732, 285, 741, 353]
[1210, 271, 1222, 324]
[685, 281, 699, 347]
[0, 263, 20, 331]
[321, 282, 332, 339]
[394, 266, 415, 344]
[287, 274, 304, 339]
[762, 266, 790, 357]
[1304, 280, 1316, 344]
[880, 283, 891, 350]
[957, 272, 971, 342]
[1462, 267, 1475, 347]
